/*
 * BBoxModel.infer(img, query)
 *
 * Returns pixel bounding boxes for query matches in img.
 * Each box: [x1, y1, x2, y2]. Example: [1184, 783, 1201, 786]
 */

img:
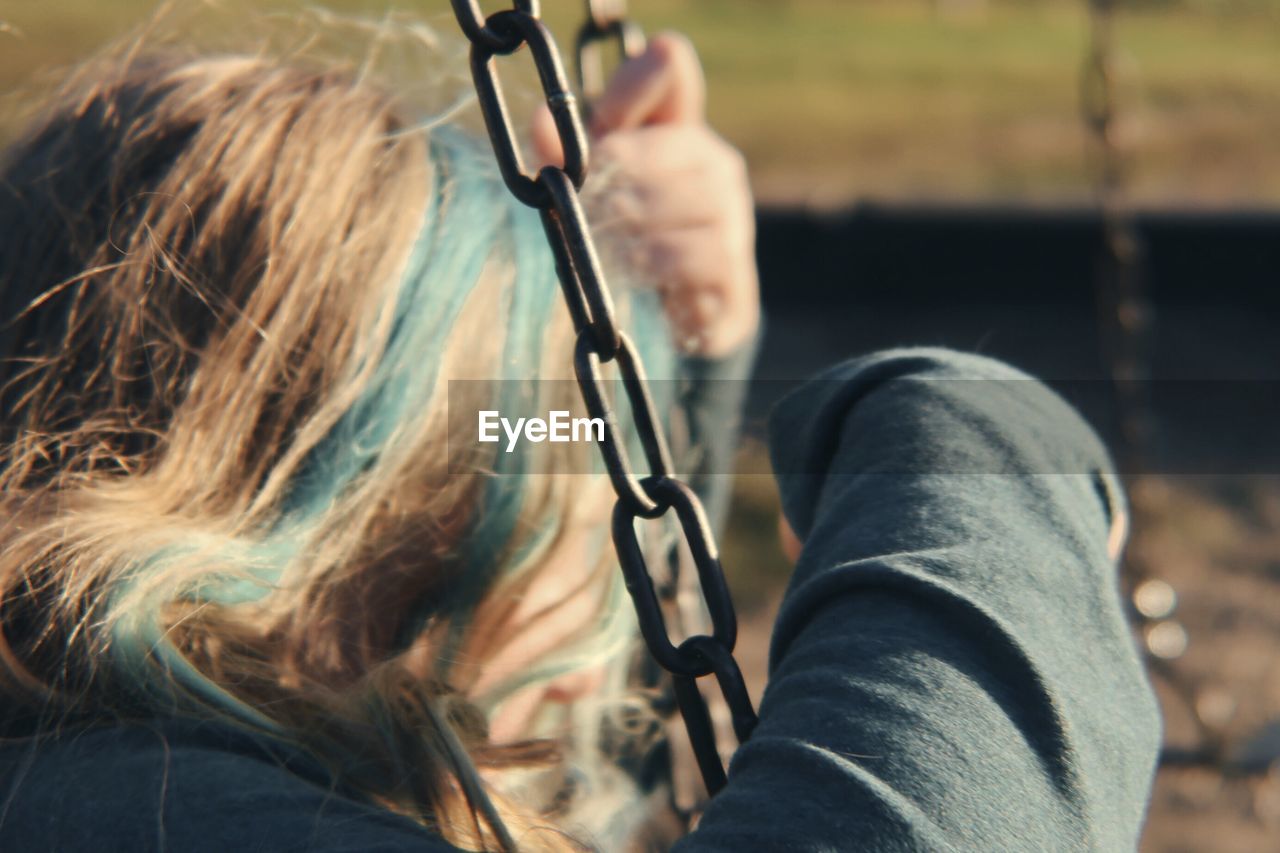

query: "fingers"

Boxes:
[593, 125, 746, 229]
[531, 31, 707, 167]
[588, 123, 757, 357]
[645, 223, 758, 354]
[525, 30, 758, 359]
[591, 31, 706, 133]
[647, 224, 733, 294]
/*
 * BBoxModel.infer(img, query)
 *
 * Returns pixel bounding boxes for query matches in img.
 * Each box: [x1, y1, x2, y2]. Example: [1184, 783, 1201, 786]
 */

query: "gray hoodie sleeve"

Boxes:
[676, 348, 1161, 852]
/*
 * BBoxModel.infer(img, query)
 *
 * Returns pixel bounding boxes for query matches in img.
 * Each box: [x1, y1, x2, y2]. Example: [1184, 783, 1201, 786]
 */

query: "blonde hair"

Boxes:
[0, 15, 676, 851]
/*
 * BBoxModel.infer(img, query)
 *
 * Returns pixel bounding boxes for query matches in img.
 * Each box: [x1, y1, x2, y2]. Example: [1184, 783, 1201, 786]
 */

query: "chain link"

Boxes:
[575, 0, 647, 105]
[575, 331, 672, 516]
[448, 0, 757, 803]
[469, 12, 587, 206]
[452, 0, 539, 54]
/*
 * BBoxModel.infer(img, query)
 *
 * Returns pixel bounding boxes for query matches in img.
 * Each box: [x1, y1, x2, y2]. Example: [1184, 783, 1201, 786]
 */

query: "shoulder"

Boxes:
[0, 719, 455, 852]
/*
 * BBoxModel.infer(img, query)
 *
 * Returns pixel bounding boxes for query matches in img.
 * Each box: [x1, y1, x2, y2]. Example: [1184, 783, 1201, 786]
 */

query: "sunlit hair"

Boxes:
[0, 13, 678, 850]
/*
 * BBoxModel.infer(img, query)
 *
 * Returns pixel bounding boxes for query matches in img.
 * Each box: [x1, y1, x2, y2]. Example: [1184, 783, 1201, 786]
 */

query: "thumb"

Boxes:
[529, 31, 704, 166]
[591, 31, 705, 134]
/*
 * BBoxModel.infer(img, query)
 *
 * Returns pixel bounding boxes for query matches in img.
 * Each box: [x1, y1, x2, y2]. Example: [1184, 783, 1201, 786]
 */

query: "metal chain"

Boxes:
[448, 0, 758, 802]
[1083, 0, 1153, 479]
[575, 0, 647, 106]
[1082, 1, 1158, 597]
[1083, 1, 1221, 766]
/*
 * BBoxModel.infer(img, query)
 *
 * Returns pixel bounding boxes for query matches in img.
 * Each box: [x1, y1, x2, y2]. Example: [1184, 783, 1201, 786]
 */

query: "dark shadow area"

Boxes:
[750, 204, 1280, 475]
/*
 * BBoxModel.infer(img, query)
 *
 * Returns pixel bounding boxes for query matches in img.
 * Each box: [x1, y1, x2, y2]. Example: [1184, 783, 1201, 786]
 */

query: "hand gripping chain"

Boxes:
[447, 0, 759, 800]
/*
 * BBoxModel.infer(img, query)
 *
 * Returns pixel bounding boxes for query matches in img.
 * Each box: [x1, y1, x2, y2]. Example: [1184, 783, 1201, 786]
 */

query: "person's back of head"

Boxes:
[0, 17, 675, 849]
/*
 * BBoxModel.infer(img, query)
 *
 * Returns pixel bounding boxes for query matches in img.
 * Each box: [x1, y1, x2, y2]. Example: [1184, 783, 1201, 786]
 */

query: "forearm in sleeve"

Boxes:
[677, 348, 1161, 852]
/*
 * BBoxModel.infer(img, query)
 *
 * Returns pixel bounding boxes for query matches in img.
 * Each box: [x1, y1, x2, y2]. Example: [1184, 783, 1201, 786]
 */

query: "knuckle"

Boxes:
[649, 31, 698, 68]
[593, 133, 629, 162]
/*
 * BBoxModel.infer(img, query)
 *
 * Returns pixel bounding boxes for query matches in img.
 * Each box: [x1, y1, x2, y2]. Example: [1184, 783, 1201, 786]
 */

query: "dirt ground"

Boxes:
[1129, 477, 1280, 852]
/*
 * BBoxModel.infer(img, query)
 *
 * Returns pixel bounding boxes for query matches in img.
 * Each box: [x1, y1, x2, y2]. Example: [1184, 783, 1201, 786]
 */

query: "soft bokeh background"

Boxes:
[5, 0, 1280, 206]
[3, 2, 1280, 851]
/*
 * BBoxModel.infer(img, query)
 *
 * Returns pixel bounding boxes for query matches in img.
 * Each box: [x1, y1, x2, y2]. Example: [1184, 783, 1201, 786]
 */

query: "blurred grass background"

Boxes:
[3, 1, 1280, 206]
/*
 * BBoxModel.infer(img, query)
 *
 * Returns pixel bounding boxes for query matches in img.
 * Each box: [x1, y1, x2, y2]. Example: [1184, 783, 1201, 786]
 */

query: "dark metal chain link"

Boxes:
[575, 0, 647, 106]
[448, 0, 758, 803]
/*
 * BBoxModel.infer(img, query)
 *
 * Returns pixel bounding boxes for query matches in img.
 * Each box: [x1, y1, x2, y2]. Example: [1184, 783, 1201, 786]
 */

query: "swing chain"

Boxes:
[447, 0, 757, 798]
[575, 0, 647, 105]
[1082, 0, 1152, 471]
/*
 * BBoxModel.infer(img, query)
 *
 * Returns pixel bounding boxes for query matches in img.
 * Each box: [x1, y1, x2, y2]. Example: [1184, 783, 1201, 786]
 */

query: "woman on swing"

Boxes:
[0, 15, 1159, 853]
